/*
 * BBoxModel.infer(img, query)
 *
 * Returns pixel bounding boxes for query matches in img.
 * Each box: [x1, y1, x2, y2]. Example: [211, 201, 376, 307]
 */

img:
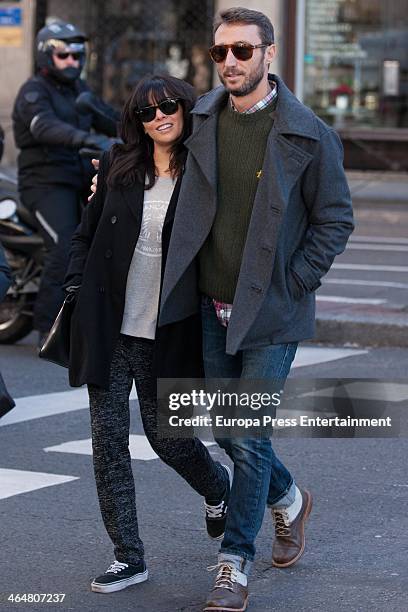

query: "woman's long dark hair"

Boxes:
[107, 74, 196, 190]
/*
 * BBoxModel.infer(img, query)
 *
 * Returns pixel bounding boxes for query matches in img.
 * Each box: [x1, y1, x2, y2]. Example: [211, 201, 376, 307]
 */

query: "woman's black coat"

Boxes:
[64, 151, 203, 389]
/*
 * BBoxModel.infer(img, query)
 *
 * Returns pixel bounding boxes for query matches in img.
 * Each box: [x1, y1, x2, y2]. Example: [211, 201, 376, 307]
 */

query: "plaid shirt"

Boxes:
[213, 83, 278, 327]
[230, 81, 278, 114]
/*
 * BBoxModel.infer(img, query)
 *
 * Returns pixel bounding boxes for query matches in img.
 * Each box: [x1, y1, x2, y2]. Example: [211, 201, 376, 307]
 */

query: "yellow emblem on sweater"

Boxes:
[256, 170, 262, 179]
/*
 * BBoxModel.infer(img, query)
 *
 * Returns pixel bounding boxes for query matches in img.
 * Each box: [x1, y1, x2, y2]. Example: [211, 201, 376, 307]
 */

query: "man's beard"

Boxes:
[219, 57, 266, 97]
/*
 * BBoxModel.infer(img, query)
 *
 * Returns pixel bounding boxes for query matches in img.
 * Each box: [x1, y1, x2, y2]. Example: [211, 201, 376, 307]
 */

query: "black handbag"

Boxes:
[0, 370, 15, 418]
[38, 291, 77, 368]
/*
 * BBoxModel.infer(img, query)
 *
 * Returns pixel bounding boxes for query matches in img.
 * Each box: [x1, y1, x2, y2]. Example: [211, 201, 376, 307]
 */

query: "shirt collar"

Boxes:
[230, 80, 278, 114]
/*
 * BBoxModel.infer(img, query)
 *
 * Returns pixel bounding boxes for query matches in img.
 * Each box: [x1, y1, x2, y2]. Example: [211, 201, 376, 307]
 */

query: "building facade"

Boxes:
[293, 0, 408, 170]
[0, 0, 36, 165]
[1, 0, 407, 170]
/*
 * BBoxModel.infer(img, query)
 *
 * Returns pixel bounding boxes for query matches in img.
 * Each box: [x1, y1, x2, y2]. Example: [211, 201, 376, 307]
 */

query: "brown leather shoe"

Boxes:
[203, 563, 249, 612]
[272, 488, 312, 568]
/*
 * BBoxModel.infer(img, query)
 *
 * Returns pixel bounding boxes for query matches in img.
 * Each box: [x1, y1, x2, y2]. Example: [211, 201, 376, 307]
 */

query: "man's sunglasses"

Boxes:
[54, 51, 83, 61]
[135, 98, 181, 123]
[209, 43, 271, 63]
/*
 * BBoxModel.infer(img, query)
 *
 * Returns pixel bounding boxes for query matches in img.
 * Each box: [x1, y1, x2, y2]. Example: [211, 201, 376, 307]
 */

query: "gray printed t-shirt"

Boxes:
[120, 176, 175, 339]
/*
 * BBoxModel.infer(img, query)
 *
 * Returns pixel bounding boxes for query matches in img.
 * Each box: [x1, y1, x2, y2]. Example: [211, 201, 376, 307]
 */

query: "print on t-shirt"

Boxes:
[136, 199, 168, 257]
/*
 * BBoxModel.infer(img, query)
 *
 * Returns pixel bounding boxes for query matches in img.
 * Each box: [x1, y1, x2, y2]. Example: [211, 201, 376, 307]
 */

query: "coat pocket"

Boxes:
[286, 266, 307, 302]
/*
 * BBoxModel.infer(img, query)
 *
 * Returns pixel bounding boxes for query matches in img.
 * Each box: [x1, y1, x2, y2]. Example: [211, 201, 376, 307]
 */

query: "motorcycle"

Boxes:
[0, 94, 119, 343]
[0, 167, 42, 343]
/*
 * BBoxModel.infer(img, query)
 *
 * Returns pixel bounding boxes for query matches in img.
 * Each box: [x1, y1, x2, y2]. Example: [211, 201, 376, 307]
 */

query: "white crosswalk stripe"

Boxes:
[291, 346, 367, 368]
[316, 296, 386, 305]
[0, 468, 78, 500]
[0, 386, 137, 427]
[301, 381, 408, 403]
[44, 435, 215, 460]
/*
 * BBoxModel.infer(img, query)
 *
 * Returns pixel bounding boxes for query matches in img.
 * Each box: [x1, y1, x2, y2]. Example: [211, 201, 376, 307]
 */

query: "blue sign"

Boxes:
[0, 8, 22, 27]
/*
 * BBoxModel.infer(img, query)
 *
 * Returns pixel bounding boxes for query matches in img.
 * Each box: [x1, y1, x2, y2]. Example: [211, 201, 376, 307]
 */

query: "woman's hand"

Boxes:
[87, 158, 100, 201]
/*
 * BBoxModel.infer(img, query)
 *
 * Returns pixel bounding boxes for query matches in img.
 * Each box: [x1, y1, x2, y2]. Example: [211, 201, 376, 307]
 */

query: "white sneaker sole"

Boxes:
[210, 532, 225, 542]
[91, 569, 148, 593]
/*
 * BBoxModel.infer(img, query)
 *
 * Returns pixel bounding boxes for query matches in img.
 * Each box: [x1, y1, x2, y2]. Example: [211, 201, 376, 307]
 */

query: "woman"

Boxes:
[64, 75, 231, 594]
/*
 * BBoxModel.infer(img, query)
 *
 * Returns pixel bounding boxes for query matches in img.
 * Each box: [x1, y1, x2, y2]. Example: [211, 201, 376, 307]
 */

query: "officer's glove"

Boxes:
[81, 133, 114, 152]
[65, 284, 81, 293]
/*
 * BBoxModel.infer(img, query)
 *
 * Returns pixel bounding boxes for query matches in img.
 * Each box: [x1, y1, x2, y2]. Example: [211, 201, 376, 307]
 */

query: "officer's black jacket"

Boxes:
[0, 243, 12, 302]
[12, 73, 117, 192]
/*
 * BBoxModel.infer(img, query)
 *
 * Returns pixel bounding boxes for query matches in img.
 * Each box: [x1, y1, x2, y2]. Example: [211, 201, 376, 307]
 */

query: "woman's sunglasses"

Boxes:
[135, 98, 181, 123]
[209, 43, 271, 63]
[54, 51, 83, 61]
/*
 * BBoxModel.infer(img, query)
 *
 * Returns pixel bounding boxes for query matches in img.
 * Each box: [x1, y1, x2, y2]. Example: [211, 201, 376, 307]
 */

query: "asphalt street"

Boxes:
[317, 201, 408, 311]
[0, 335, 407, 612]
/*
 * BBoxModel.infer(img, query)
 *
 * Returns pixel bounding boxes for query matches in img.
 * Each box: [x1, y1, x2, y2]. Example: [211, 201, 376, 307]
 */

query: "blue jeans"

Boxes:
[201, 296, 298, 570]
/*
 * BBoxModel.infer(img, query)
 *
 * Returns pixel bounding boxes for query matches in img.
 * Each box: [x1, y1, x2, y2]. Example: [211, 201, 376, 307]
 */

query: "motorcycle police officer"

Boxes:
[12, 21, 118, 342]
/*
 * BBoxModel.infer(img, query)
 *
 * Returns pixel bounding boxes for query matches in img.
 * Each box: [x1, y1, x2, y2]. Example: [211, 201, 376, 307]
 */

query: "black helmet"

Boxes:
[36, 21, 88, 83]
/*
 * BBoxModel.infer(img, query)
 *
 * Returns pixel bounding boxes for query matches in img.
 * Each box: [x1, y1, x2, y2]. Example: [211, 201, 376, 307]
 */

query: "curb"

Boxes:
[314, 315, 408, 348]
[346, 172, 408, 205]
[350, 197, 408, 207]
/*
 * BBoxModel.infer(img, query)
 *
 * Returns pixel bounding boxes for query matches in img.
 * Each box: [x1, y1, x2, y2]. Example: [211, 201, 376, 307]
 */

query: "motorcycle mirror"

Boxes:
[0, 198, 17, 219]
[79, 147, 103, 159]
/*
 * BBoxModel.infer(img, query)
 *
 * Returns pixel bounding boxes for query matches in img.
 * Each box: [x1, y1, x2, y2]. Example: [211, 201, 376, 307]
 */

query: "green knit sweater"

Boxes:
[198, 101, 275, 302]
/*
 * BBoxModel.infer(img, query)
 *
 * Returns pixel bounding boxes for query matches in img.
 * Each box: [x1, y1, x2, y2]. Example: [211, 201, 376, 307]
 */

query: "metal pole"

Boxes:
[34, 0, 47, 33]
[94, 0, 106, 97]
[294, 0, 306, 102]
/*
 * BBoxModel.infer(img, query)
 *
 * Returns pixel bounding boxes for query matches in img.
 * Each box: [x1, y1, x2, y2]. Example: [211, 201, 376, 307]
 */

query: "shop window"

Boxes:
[304, 0, 408, 129]
[45, 0, 214, 107]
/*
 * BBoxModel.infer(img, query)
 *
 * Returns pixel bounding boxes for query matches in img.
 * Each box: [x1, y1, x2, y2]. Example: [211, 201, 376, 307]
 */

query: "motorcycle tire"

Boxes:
[0, 293, 33, 343]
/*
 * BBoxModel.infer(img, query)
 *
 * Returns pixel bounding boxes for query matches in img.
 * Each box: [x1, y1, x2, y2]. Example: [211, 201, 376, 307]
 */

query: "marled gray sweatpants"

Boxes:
[88, 334, 226, 564]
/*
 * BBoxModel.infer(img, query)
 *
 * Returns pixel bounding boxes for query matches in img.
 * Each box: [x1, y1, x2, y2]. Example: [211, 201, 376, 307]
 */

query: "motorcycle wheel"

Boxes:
[0, 293, 33, 343]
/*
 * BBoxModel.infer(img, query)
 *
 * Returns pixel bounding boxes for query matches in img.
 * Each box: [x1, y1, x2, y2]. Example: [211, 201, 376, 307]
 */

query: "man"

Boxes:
[12, 21, 117, 344]
[159, 7, 354, 611]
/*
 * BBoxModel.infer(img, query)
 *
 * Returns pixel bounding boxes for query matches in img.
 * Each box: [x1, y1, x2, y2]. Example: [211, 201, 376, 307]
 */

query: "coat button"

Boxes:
[105, 249, 112, 259]
[251, 284, 263, 294]
[111, 215, 117, 224]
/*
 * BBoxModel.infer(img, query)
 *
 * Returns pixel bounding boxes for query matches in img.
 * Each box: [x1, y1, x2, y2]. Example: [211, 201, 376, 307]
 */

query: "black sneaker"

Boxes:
[91, 560, 148, 593]
[205, 464, 232, 540]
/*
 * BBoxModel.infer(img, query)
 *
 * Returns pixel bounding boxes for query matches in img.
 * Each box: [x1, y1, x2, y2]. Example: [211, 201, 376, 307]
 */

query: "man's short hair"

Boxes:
[213, 7, 274, 45]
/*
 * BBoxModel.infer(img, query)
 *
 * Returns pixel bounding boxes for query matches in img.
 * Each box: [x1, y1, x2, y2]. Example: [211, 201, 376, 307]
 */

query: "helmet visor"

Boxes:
[40, 39, 85, 55]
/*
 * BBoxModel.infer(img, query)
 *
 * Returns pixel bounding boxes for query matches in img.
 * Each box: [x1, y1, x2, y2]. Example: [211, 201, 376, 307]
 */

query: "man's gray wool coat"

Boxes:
[159, 74, 354, 355]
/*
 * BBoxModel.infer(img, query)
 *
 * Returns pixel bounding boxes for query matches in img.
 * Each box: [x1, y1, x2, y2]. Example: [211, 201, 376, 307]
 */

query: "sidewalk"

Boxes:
[315, 301, 408, 348]
[346, 170, 408, 205]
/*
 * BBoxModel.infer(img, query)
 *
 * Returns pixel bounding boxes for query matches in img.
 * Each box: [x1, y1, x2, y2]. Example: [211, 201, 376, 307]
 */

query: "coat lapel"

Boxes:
[119, 173, 182, 228]
[120, 181, 145, 223]
[160, 108, 223, 316]
[183, 113, 218, 192]
[162, 176, 182, 229]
